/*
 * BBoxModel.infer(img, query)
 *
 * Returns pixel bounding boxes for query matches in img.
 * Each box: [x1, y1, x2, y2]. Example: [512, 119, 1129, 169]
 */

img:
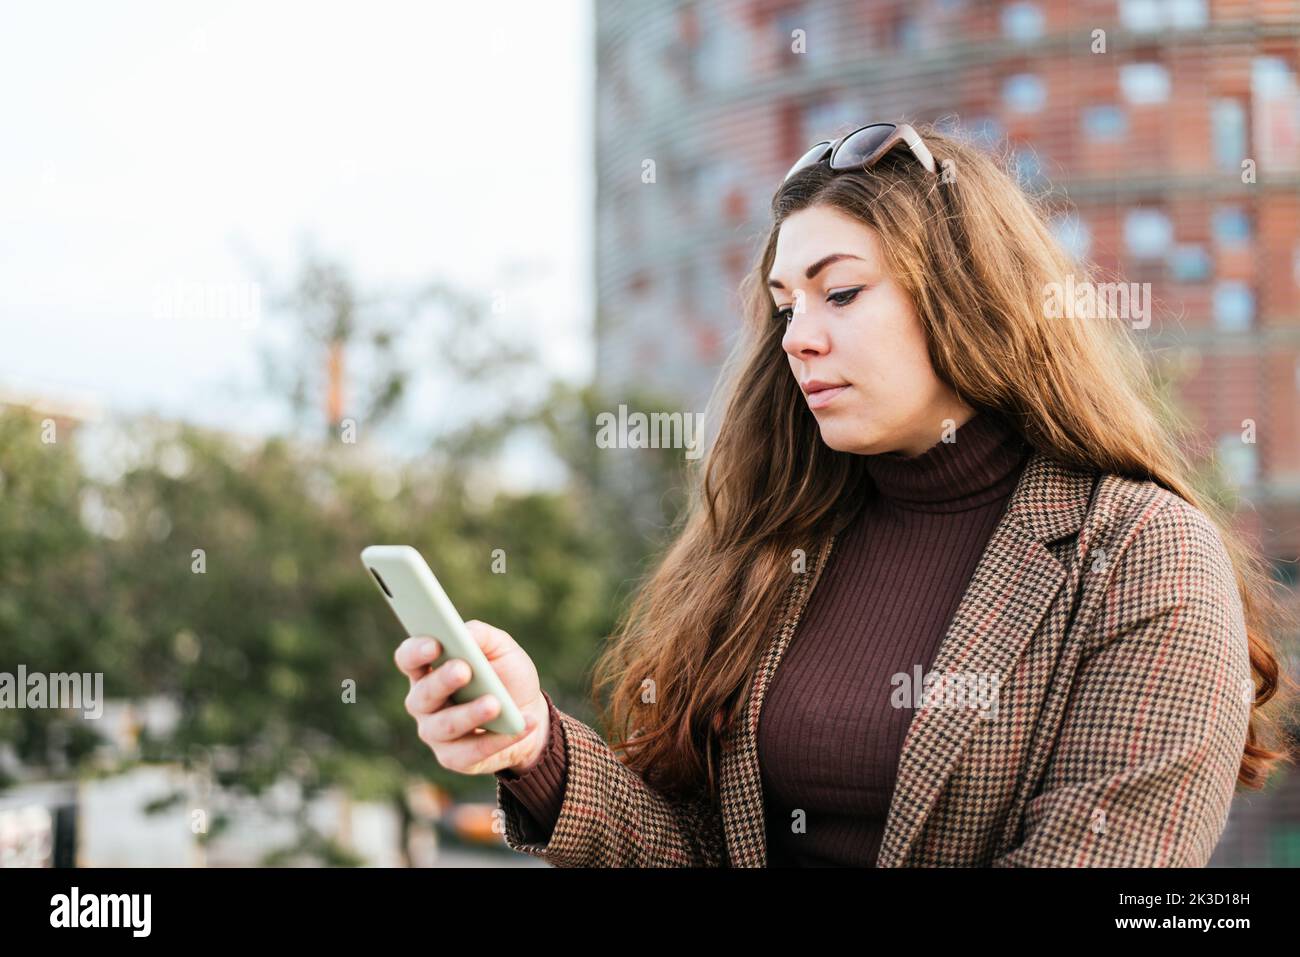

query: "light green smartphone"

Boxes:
[362, 545, 526, 736]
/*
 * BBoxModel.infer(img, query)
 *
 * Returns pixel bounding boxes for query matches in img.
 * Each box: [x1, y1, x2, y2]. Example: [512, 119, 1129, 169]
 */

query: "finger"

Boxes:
[437, 712, 539, 771]
[405, 658, 471, 717]
[462, 619, 516, 661]
[417, 692, 504, 746]
[394, 635, 442, 685]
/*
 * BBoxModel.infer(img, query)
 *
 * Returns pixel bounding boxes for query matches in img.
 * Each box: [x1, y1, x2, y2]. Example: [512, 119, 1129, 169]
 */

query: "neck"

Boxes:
[860, 408, 1032, 513]
[890, 405, 977, 457]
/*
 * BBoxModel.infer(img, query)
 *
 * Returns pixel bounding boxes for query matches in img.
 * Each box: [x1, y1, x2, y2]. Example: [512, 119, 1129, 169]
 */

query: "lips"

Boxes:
[806, 385, 848, 409]
[803, 382, 850, 410]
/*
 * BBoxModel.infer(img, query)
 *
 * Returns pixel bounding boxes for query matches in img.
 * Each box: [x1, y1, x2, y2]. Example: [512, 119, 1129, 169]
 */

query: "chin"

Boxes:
[815, 422, 864, 454]
[816, 413, 888, 455]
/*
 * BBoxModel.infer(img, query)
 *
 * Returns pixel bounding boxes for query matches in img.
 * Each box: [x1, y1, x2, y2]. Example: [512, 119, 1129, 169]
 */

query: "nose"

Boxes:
[781, 301, 829, 360]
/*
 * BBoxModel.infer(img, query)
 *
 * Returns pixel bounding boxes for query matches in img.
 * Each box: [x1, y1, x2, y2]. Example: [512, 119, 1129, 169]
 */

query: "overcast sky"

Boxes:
[0, 1, 592, 455]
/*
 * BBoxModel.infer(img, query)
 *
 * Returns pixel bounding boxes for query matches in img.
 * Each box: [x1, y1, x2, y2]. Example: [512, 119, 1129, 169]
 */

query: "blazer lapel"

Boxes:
[718, 533, 838, 867]
[719, 449, 1096, 867]
[874, 450, 1095, 865]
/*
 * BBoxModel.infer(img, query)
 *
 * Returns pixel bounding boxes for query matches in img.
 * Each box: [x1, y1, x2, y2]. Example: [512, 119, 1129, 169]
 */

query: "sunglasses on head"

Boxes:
[783, 122, 937, 183]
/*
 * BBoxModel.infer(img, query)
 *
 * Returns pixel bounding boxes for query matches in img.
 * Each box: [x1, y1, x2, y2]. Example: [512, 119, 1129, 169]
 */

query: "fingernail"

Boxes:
[420, 639, 438, 657]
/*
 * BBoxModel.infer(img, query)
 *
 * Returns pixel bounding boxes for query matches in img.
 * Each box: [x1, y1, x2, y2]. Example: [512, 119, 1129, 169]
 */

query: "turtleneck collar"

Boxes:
[861, 408, 1032, 513]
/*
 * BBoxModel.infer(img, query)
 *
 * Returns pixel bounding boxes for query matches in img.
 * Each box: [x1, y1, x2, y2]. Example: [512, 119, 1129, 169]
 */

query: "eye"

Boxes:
[773, 286, 866, 324]
[828, 286, 864, 307]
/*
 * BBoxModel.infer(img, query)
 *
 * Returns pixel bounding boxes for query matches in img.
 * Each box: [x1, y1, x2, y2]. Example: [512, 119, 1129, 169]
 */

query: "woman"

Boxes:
[394, 121, 1294, 867]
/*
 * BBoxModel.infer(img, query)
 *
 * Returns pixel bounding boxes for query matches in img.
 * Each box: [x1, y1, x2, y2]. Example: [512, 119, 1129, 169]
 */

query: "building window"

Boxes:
[1216, 432, 1258, 486]
[1211, 99, 1247, 170]
[801, 97, 861, 148]
[1120, 0, 1207, 31]
[893, 13, 921, 51]
[1120, 0, 1161, 30]
[1012, 147, 1046, 189]
[1213, 281, 1254, 330]
[1251, 57, 1300, 173]
[697, 4, 751, 88]
[1050, 210, 1092, 262]
[1124, 208, 1173, 258]
[1120, 63, 1171, 104]
[1003, 74, 1046, 113]
[1167, 0, 1209, 27]
[1251, 55, 1295, 95]
[775, 8, 807, 66]
[1001, 3, 1045, 42]
[1212, 207, 1251, 246]
[1167, 244, 1210, 282]
[1082, 105, 1127, 140]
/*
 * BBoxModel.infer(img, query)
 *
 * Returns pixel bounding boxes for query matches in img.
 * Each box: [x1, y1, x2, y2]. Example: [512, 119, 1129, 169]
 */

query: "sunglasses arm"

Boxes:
[899, 127, 937, 174]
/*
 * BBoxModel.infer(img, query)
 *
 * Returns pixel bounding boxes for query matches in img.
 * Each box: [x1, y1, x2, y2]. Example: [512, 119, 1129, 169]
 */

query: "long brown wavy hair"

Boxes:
[589, 120, 1296, 803]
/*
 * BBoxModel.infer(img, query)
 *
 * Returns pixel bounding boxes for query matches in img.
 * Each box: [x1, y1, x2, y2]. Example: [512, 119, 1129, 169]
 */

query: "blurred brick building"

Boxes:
[593, 0, 1300, 865]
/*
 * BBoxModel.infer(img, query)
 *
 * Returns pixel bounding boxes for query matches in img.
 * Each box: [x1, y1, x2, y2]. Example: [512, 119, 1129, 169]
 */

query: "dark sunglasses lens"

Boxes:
[784, 141, 831, 181]
[833, 124, 897, 170]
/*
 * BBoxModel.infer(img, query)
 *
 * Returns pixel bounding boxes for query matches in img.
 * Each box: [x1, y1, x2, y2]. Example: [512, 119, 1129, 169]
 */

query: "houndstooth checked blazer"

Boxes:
[495, 448, 1254, 866]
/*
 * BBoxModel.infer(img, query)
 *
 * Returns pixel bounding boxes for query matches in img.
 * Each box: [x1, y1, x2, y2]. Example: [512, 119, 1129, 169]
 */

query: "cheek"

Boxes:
[839, 313, 931, 404]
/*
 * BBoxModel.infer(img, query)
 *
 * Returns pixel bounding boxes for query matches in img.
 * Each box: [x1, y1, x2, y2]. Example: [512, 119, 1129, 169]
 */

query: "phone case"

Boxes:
[361, 545, 526, 736]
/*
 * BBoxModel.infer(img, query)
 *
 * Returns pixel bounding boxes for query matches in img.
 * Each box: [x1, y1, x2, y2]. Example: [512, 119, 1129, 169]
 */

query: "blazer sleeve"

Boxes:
[494, 694, 729, 867]
[494, 688, 569, 835]
[992, 495, 1253, 867]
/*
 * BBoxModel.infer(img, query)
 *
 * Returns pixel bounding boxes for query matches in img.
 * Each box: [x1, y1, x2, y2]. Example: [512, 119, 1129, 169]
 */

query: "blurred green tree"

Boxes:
[0, 244, 702, 865]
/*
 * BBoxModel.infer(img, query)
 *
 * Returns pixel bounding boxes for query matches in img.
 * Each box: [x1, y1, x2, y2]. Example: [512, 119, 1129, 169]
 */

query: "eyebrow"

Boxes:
[767, 253, 865, 291]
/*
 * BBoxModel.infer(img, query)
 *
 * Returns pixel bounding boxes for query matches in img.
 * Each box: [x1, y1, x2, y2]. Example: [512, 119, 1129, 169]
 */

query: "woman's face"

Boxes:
[768, 203, 973, 457]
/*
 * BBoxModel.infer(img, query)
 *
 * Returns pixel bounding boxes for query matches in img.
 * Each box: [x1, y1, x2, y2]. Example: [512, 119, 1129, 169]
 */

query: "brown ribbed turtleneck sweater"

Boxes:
[497, 409, 1033, 865]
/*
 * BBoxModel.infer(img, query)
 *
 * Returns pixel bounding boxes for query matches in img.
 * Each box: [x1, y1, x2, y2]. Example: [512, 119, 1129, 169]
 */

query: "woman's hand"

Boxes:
[395, 619, 550, 776]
